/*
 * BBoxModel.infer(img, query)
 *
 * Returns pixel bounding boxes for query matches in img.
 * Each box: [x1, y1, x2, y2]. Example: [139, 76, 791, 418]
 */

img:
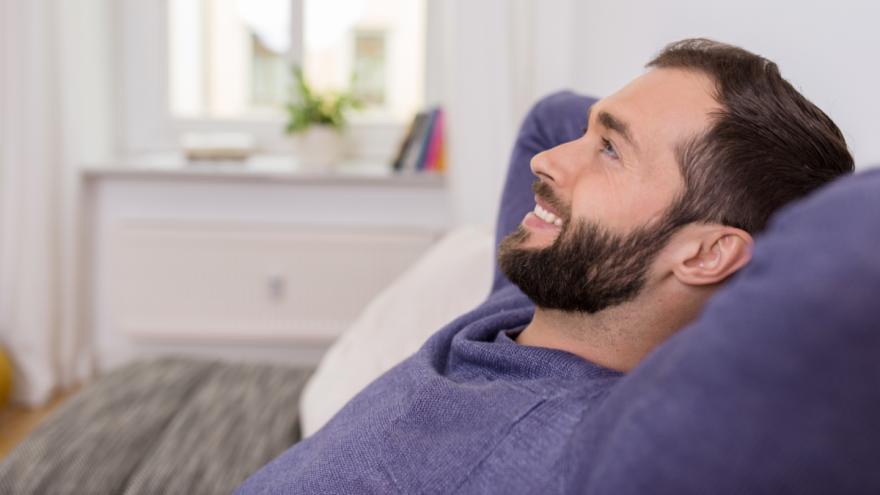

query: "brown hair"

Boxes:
[648, 38, 854, 233]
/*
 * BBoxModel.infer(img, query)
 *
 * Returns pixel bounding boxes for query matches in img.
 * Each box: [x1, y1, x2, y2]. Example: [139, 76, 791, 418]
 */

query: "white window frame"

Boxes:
[114, 0, 445, 161]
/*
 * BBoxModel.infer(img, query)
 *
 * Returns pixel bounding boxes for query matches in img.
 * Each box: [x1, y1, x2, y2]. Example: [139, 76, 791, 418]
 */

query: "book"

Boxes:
[415, 108, 440, 171]
[423, 108, 445, 172]
[399, 111, 432, 172]
[391, 112, 425, 171]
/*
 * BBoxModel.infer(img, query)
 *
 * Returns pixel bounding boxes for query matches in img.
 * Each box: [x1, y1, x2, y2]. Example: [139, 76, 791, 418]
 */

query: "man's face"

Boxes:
[499, 68, 720, 313]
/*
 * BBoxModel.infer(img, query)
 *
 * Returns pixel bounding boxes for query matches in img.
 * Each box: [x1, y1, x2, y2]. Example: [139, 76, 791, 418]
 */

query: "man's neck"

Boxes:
[515, 306, 637, 372]
[516, 283, 713, 371]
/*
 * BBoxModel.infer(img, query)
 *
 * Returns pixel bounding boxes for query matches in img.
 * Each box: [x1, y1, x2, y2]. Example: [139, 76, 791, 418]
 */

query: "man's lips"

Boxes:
[534, 195, 563, 220]
[523, 211, 562, 231]
[523, 197, 564, 231]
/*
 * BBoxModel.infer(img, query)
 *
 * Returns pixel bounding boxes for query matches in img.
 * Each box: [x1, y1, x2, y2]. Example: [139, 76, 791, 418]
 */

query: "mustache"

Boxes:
[532, 180, 571, 222]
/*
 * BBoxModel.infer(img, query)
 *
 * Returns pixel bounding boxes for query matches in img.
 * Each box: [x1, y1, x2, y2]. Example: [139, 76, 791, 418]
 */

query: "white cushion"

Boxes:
[299, 226, 495, 438]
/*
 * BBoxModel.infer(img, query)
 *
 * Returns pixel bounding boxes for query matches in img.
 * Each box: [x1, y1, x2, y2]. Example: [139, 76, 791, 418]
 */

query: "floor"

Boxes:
[0, 386, 81, 460]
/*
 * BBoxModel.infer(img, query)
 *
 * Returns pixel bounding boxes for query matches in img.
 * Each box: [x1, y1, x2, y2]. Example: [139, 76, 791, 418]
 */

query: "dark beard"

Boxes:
[498, 187, 684, 314]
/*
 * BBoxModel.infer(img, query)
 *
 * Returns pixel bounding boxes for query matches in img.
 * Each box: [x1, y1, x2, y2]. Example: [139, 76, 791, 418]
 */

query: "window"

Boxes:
[167, 0, 426, 123]
[168, 0, 293, 118]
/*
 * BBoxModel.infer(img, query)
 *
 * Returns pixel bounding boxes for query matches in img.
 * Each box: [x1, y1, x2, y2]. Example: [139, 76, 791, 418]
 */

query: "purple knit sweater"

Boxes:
[238, 284, 622, 493]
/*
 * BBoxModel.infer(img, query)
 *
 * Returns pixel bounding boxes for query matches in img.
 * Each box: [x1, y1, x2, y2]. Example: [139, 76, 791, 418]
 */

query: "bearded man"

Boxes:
[237, 38, 854, 494]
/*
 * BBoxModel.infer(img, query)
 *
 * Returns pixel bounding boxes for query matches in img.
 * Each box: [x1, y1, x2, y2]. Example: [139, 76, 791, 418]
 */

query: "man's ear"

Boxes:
[672, 226, 754, 286]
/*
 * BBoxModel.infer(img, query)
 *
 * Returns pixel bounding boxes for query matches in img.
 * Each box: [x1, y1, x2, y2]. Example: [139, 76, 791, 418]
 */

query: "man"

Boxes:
[237, 39, 853, 494]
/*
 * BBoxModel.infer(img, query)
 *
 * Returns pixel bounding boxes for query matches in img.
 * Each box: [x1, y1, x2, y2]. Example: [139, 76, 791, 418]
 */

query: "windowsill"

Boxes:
[82, 152, 447, 188]
[172, 114, 406, 128]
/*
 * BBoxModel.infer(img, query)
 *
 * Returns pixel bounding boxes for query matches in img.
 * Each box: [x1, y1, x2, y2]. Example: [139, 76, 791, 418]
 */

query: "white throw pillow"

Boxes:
[299, 225, 495, 438]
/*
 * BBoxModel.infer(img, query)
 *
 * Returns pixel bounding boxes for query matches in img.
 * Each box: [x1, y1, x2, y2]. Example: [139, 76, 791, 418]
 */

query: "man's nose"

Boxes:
[530, 141, 580, 187]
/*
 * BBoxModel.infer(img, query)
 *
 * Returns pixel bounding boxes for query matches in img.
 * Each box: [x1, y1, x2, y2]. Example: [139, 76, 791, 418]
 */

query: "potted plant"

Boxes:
[285, 66, 362, 168]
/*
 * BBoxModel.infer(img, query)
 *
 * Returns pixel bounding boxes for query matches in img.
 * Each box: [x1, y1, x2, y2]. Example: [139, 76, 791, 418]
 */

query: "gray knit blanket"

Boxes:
[0, 358, 312, 495]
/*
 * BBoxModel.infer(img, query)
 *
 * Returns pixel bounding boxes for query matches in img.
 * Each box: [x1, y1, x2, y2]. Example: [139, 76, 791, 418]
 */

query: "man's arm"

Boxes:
[491, 91, 598, 295]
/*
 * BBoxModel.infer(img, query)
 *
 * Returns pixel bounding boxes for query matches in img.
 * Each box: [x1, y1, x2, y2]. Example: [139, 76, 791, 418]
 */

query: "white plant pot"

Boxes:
[291, 126, 347, 168]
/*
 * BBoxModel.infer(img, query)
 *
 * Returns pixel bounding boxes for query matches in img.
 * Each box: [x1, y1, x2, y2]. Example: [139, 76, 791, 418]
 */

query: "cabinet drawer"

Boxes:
[107, 221, 437, 342]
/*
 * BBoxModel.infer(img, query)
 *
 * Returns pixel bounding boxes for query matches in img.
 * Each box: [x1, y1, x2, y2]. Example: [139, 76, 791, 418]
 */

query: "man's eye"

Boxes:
[600, 138, 619, 160]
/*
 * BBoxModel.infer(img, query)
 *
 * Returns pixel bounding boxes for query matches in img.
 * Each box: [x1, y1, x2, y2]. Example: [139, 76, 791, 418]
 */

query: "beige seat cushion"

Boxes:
[299, 226, 495, 438]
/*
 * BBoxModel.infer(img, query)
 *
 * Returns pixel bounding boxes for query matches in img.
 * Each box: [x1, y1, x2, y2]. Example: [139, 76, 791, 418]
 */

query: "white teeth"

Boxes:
[533, 204, 563, 227]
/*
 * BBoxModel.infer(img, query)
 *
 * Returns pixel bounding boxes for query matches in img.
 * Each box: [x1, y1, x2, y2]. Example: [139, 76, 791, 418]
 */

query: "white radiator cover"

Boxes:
[109, 221, 436, 342]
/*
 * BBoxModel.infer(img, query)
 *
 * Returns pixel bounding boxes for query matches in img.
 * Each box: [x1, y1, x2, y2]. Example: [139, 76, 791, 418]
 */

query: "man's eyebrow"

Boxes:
[587, 106, 639, 151]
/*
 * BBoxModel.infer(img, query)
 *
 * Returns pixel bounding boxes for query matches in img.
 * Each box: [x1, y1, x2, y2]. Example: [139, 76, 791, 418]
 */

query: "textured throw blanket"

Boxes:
[0, 358, 312, 495]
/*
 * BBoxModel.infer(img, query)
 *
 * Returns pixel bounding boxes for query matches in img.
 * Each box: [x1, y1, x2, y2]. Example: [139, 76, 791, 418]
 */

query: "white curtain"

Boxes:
[0, 0, 110, 406]
[0, 0, 63, 407]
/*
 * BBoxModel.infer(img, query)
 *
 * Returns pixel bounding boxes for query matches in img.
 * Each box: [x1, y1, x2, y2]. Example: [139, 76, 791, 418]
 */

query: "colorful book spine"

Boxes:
[423, 108, 445, 172]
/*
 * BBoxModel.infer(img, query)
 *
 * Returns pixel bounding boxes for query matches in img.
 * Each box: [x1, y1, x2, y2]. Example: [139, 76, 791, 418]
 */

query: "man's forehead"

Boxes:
[592, 68, 720, 149]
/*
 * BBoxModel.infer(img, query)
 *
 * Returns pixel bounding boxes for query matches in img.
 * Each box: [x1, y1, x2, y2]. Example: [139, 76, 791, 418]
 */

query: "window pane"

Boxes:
[303, 0, 425, 121]
[168, 0, 424, 121]
[169, 0, 292, 118]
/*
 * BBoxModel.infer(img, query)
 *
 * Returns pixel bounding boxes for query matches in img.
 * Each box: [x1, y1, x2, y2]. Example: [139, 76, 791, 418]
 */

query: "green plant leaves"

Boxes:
[285, 65, 363, 134]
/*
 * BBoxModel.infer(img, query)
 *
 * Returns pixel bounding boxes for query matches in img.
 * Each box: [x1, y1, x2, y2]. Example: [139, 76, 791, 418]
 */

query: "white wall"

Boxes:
[570, 0, 880, 169]
[440, 0, 517, 228]
[441, 0, 579, 227]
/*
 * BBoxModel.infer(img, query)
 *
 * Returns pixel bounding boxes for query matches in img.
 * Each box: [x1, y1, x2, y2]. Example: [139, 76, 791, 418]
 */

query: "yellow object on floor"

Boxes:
[0, 345, 12, 408]
[0, 387, 81, 461]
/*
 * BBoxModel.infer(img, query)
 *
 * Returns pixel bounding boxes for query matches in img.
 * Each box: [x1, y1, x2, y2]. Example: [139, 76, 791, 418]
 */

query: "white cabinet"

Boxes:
[83, 165, 451, 370]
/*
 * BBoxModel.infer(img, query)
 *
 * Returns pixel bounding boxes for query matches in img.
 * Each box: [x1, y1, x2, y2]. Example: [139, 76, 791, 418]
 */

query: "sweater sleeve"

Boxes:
[490, 91, 598, 295]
